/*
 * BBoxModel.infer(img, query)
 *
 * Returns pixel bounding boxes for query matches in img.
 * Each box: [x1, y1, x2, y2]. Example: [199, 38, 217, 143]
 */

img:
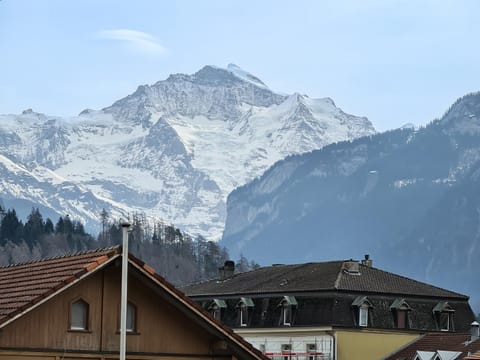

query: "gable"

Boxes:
[0, 248, 267, 360]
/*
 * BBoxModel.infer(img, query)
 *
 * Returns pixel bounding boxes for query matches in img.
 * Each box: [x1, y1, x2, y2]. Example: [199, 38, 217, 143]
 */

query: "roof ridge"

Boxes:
[0, 246, 120, 269]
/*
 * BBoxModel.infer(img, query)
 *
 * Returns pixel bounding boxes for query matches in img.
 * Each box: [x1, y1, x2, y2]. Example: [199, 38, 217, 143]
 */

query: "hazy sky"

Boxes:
[1, 0, 480, 131]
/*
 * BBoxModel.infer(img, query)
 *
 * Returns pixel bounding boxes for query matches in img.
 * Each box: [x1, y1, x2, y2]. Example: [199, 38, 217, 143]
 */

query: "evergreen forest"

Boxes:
[0, 206, 258, 286]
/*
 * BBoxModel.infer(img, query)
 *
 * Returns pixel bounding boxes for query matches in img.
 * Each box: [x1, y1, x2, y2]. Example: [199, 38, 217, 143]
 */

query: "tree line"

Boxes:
[0, 206, 258, 286]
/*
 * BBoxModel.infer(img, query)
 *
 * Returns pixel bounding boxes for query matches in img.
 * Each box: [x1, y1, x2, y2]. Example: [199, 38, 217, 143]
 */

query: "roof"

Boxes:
[383, 333, 480, 360]
[0, 247, 120, 326]
[0, 246, 268, 360]
[464, 351, 480, 359]
[182, 260, 468, 299]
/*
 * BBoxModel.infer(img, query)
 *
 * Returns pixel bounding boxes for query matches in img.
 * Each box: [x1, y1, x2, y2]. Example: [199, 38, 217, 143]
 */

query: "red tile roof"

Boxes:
[464, 350, 480, 359]
[383, 333, 480, 360]
[0, 247, 120, 325]
[0, 246, 268, 360]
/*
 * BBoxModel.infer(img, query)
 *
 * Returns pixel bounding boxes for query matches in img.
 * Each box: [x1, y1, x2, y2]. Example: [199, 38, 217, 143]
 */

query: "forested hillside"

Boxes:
[0, 206, 256, 286]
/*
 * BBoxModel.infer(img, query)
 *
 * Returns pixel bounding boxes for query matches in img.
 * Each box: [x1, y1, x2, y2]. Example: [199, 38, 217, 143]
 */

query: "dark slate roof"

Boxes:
[182, 260, 468, 299]
[383, 333, 480, 360]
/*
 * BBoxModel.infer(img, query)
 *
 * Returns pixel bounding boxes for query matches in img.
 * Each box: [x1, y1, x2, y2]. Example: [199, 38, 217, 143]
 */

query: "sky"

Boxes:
[1, 0, 480, 131]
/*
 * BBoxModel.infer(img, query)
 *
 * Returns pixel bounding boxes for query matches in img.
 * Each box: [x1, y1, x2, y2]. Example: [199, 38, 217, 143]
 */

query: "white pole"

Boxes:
[120, 222, 131, 360]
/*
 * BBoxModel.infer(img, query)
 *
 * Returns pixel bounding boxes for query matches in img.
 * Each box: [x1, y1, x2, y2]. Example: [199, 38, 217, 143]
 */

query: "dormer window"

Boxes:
[390, 299, 412, 329]
[236, 297, 254, 327]
[277, 296, 297, 326]
[352, 296, 373, 327]
[433, 301, 455, 332]
[208, 299, 227, 320]
[70, 299, 89, 331]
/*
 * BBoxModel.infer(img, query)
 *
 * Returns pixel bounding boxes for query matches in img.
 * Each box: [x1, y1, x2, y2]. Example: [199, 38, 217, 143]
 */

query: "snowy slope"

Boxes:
[0, 65, 375, 238]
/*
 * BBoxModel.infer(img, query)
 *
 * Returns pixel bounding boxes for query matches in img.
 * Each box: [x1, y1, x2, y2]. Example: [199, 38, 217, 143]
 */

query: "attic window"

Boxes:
[352, 296, 373, 327]
[390, 299, 412, 329]
[208, 299, 227, 320]
[278, 296, 297, 326]
[126, 302, 137, 332]
[236, 297, 254, 327]
[433, 301, 455, 332]
[70, 299, 89, 331]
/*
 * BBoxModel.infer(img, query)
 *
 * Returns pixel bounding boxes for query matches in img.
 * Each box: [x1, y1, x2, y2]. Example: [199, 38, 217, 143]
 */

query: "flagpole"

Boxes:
[120, 222, 131, 360]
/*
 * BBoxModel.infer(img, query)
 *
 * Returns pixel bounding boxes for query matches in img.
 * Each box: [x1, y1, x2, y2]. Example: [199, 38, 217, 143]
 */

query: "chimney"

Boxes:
[361, 254, 373, 267]
[218, 260, 235, 280]
[471, 321, 480, 342]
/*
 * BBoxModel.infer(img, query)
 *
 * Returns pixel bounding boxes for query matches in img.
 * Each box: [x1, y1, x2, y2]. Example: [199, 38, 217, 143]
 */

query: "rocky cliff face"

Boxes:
[0, 64, 375, 238]
[221, 92, 480, 309]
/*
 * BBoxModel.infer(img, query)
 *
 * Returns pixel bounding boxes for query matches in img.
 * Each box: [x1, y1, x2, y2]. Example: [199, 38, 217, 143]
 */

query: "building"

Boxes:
[182, 257, 475, 360]
[0, 247, 268, 360]
[382, 323, 480, 360]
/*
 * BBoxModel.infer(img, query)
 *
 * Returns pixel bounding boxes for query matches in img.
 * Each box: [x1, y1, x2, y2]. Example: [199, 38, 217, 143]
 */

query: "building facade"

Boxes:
[0, 247, 267, 360]
[183, 257, 475, 360]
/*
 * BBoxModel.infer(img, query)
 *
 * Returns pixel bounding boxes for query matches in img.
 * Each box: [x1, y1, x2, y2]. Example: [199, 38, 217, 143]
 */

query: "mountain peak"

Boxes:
[225, 63, 268, 89]
[439, 91, 480, 133]
[190, 64, 269, 89]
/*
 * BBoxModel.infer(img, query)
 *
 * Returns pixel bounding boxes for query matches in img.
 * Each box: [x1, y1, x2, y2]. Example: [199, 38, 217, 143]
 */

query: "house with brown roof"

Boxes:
[382, 323, 480, 360]
[182, 256, 475, 360]
[0, 246, 268, 360]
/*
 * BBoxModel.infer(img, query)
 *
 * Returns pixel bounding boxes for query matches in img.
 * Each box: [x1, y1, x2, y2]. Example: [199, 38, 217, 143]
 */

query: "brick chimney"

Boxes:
[218, 260, 235, 280]
[361, 254, 373, 267]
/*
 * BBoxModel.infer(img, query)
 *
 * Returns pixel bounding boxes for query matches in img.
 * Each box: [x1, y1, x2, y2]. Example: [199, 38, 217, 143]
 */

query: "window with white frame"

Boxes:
[278, 296, 297, 326]
[433, 301, 455, 332]
[352, 296, 373, 327]
[359, 304, 369, 327]
[70, 299, 89, 331]
[240, 303, 247, 326]
[235, 297, 254, 327]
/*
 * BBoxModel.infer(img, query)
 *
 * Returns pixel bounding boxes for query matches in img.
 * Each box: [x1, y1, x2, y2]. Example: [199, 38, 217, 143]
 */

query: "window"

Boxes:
[278, 296, 297, 326]
[126, 302, 137, 332]
[396, 309, 408, 329]
[211, 306, 221, 320]
[235, 297, 254, 327]
[307, 343, 317, 360]
[352, 296, 373, 327]
[439, 312, 452, 331]
[239, 303, 248, 326]
[281, 344, 291, 360]
[208, 299, 226, 321]
[70, 299, 88, 331]
[359, 305, 369, 327]
[433, 301, 455, 332]
[390, 299, 412, 329]
[282, 305, 292, 326]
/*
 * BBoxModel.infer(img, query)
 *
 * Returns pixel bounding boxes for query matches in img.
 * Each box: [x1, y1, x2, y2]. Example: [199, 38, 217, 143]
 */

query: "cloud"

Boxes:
[96, 29, 168, 56]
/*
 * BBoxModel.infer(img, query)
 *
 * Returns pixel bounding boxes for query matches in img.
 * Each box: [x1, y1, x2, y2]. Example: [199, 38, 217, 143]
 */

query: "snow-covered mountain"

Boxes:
[0, 64, 375, 238]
